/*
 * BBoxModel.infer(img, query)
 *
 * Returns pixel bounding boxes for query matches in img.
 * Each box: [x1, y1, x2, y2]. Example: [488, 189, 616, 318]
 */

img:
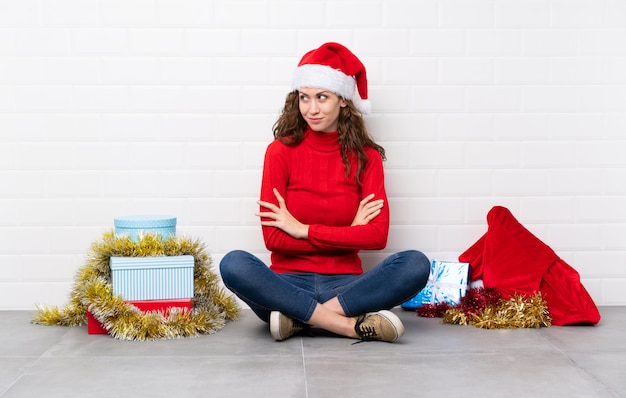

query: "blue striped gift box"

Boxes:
[110, 255, 194, 301]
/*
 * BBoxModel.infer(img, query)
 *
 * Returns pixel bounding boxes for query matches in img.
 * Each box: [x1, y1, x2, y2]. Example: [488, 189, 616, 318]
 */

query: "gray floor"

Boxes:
[1, 307, 624, 398]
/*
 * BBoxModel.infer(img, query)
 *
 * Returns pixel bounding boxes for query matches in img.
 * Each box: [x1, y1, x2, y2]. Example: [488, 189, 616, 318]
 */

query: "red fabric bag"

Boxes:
[459, 206, 600, 326]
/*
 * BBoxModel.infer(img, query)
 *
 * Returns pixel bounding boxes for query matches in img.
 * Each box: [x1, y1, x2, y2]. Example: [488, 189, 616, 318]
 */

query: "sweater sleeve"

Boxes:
[307, 149, 390, 250]
[260, 140, 333, 254]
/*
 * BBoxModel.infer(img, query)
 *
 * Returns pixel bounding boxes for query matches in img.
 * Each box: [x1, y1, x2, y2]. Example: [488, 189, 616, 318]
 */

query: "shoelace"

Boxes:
[351, 318, 378, 345]
[354, 316, 380, 340]
[357, 325, 378, 338]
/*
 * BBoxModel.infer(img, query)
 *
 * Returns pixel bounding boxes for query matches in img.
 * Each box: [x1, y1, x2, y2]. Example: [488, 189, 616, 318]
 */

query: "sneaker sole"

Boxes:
[377, 310, 405, 342]
[269, 311, 285, 341]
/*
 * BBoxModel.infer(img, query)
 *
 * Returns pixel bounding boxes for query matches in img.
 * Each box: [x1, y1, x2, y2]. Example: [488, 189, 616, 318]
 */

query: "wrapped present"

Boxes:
[114, 215, 176, 242]
[110, 255, 194, 301]
[87, 311, 108, 334]
[401, 260, 469, 310]
[87, 299, 193, 335]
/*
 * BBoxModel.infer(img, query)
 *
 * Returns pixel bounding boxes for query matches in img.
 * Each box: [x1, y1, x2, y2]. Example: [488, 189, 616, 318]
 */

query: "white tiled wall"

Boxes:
[1, 0, 625, 309]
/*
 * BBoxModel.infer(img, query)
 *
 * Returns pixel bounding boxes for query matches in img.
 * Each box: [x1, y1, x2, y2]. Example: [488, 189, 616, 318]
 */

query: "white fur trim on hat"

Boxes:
[291, 64, 356, 100]
[352, 96, 371, 115]
[291, 64, 371, 114]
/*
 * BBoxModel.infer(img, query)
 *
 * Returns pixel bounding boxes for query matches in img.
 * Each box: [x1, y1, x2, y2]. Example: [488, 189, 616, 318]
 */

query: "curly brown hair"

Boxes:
[272, 91, 386, 185]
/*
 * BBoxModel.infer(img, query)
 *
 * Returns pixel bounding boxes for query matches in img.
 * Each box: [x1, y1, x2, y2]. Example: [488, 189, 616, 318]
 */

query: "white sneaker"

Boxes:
[269, 311, 307, 341]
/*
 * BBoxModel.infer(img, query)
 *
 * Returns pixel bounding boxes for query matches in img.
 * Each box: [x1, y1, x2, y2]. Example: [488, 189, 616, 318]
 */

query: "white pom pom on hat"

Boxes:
[291, 42, 371, 115]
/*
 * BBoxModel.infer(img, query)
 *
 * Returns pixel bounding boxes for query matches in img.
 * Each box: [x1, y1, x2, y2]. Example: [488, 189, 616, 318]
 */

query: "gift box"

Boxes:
[87, 299, 193, 335]
[114, 215, 176, 242]
[110, 255, 194, 301]
[401, 260, 470, 310]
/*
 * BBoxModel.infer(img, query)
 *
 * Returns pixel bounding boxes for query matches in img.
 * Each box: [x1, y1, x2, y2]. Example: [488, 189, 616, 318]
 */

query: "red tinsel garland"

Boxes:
[416, 302, 450, 318]
[417, 287, 502, 318]
[457, 287, 502, 317]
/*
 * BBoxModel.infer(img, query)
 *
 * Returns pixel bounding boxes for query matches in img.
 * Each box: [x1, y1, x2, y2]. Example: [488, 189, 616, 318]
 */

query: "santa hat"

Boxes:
[291, 42, 371, 115]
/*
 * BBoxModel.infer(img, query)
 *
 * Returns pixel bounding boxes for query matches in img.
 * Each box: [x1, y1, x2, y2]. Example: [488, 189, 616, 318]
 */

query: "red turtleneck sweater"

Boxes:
[260, 127, 389, 275]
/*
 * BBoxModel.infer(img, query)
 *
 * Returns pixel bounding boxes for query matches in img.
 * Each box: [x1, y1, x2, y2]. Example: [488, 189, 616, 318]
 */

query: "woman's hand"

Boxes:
[257, 188, 309, 239]
[351, 193, 384, 226]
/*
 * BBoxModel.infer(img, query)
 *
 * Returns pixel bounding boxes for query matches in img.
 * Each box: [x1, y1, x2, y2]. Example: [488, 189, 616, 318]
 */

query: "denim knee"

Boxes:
[219, 249, 251, 287]
[399, 249, 431, 290]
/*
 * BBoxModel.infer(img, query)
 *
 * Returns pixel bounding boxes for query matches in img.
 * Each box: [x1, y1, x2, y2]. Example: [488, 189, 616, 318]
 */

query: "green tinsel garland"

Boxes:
[32, 231, 240, 341]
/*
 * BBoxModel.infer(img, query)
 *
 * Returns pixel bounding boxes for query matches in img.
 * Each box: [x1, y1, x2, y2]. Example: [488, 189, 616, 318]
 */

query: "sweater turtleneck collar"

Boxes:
[303, 126, 340, 152]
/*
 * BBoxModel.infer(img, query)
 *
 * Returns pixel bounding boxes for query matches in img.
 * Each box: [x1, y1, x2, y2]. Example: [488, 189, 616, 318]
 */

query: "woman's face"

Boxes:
[298, 87, 346, 133]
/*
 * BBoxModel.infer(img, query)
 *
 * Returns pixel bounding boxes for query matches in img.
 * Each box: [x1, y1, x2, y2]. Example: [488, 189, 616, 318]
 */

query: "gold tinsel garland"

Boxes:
[443, 292, 552, 329]
[32, 231, 240, 340]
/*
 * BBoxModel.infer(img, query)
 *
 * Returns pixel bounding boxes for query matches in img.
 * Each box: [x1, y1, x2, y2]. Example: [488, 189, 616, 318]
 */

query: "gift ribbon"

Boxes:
[427, 261, 468, 304]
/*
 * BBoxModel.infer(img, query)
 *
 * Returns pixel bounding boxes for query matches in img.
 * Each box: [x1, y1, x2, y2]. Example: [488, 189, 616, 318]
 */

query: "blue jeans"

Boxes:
[219, 249, 430, 323]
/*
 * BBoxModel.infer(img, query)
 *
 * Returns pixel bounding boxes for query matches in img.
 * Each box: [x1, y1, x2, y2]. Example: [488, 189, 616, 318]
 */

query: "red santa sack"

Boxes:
[459, 206, 601, 326]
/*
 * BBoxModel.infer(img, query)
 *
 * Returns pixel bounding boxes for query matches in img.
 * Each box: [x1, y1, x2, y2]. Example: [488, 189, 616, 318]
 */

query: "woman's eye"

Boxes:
[299, 95, 309, 102]
[317, 95, 327, 101]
